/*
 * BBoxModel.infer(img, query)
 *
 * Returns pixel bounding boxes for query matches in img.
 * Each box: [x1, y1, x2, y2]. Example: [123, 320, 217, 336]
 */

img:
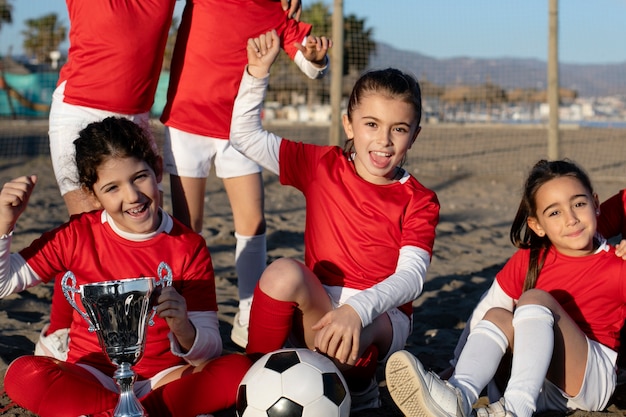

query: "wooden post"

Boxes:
[547, 0, 559, 159]
[329, 0, 344, 146]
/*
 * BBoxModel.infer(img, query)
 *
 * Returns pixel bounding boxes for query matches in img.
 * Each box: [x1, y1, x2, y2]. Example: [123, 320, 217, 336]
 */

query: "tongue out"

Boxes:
[370, 151, 390, 168]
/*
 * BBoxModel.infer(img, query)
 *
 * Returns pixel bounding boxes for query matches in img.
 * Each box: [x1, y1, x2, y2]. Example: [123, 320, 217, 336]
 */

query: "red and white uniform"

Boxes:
[466, 242, 626, 351]
[598, 189, 626, 239]
[59, 0, 176, 113]
[1, 210, 219, 379]
[230, 70, 440, 327]
[160, 0, 318, 139]
[280, 141, 439, 319]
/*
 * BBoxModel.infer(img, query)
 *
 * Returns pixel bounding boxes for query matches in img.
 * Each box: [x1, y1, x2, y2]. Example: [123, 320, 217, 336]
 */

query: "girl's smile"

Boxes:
[527, 175, 599, 257]
[92, 156, 161, 234]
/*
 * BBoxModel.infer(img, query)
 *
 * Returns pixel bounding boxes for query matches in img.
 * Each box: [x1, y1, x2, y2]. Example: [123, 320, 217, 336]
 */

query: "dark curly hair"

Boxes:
[74, 117, 160, 192]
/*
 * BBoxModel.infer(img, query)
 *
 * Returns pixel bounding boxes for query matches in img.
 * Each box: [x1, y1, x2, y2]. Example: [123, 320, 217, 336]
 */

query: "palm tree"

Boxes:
[0, 0, 12, 33]
[22, 13, 67, 65]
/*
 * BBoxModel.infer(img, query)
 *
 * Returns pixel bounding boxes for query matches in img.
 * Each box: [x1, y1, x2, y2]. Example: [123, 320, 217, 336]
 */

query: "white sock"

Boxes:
[504, 304, 554, 417]
[450, 320, 509, 416]
[234, 232, 267, 325]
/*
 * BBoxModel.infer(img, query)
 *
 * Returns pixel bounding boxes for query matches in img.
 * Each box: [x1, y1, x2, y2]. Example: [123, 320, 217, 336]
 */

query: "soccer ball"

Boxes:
[236, 348, 351, 417]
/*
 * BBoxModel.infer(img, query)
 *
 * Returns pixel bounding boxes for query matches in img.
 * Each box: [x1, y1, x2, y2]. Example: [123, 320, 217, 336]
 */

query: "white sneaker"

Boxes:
[385, 350, 467, 417]
[475, 398, 515, 417]
[350, 377, 381, 412]
[34, 324, 69, 361]
[230, 312, 248, 349]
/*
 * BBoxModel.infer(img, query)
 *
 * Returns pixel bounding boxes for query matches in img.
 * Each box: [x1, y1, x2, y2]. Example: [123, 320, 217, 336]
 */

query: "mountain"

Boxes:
[368, 42, 626, 98]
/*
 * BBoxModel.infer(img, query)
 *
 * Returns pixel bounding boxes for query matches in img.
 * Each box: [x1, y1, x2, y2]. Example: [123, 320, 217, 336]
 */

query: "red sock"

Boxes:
[141, 353, 252, 417]
[48, 273, 75, 333]
[4, 355, 118, 416]
[342, 344, 379, 391]
[246, 284, 298, 357]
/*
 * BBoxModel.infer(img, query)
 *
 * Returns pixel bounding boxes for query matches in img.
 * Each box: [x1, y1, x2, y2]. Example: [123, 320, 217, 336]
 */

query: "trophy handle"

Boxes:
[156, 262, 173, 288]
[61, 271, 97, 332]
[148, 262, 173, 326]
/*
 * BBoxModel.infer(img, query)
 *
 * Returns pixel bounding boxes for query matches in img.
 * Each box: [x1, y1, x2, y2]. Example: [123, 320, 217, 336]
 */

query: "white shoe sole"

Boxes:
[386, 350, 452, 417]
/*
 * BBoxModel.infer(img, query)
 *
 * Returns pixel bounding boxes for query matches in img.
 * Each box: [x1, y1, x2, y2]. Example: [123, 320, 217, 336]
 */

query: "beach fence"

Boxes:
[0, 1, 625, 183]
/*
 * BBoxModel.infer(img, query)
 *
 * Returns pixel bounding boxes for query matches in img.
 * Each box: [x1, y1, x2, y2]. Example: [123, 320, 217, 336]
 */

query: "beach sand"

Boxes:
[0, 121, 625, 416]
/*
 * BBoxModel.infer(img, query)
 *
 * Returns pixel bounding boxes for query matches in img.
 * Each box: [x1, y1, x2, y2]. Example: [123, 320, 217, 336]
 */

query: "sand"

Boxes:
[0, 121, 626, 417]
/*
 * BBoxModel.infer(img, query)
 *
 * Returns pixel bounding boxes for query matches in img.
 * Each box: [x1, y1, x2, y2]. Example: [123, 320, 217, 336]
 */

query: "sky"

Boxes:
[1, 0, 625, 65]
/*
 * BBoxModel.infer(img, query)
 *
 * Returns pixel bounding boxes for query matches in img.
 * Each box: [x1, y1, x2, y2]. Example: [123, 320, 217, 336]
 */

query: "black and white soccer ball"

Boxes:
[236, 348, 351, 417]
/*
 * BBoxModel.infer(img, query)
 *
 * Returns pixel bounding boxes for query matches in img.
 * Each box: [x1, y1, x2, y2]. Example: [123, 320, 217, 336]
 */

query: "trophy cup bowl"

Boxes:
[80, 277, 154, 366]
[62, 262, 173, 417]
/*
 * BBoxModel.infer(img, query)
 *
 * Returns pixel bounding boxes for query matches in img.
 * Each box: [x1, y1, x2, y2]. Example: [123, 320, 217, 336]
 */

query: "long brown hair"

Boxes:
[510, 159, 595, 291]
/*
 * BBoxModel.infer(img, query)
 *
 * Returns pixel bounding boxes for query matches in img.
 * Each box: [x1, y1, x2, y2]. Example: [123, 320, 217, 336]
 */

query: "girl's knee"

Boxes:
[259, 258, 307, 297]
[517, 288, 557, 308]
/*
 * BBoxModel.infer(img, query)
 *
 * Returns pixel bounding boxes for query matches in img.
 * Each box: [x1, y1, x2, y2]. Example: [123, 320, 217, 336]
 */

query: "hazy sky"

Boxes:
[1, 0, 625, 64]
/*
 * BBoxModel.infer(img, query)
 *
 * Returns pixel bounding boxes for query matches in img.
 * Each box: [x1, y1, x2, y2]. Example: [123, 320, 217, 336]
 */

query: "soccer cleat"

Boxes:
[385, 350, 467, 417]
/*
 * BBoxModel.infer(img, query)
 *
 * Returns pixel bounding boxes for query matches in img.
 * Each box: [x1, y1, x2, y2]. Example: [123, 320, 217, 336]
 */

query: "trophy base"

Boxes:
[113, 362, 146, 417]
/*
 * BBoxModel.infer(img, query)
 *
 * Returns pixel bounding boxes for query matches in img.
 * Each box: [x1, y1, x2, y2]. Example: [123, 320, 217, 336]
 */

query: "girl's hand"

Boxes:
[280, 0, 302, 21]
[155, 286, 196, 351]
[246, 30, 281, 78]
[312, 304, 362, 366]
[615, 239, 626, 259]
[0, 175, 37, 235]
[296, 35, 332, 67]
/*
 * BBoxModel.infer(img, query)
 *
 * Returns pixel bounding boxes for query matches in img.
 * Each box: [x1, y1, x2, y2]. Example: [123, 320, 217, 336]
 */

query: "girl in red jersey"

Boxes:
[230, 30, 440, 412]
[1, 117, 251, 417]
[385, 159, 626, 417]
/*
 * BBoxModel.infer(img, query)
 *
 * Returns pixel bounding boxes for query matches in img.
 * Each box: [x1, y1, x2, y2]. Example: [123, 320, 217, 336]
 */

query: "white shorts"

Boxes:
[78, 363, 185, 398]
[163, 126, 261, 179]
[536, 338, 617, 413]
[324, 285, 412, 362]
[49, 81, 154, 195]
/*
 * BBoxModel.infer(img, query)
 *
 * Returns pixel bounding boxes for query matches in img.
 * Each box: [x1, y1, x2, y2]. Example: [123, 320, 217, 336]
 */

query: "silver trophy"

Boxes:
[62, 262, 173, 417]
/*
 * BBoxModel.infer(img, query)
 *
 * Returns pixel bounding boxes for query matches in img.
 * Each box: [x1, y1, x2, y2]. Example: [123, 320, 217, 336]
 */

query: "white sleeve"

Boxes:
[449, 279, 515, 367]
[168, 310, 222, 366]
[293, 49, 329, 79]
[230, 69, 282, 175]
[0, 235, 44, 298]
[344, 246, 430, 328]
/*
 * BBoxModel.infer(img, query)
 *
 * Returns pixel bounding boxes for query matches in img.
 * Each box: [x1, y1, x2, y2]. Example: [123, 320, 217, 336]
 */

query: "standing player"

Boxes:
[160, 0, 327, 348]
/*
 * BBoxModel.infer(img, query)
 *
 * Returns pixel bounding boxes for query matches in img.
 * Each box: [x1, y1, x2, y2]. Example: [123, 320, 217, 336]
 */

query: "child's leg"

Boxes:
[246, 258, 333, 356]
[504, 290, 588, 417]
[450, 317, 511, 415]
[4, 356, 118, 417]
[141, 353, 252, 417]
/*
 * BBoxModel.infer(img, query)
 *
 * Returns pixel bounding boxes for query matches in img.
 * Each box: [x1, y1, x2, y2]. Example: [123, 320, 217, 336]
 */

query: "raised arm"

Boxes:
[0, 175, 37, 236]
[293, 34, 332, 79]
[230, 31, 285, 175]
[0, 175, 44, 297]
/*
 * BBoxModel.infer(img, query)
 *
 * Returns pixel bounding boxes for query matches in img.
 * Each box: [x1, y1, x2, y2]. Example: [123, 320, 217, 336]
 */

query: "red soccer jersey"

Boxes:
[59, 0, 176, 114]
[19, 211, 216, 379]
[598, 189, 626, 239]
[279, 140, 440, 317]
[160, 0, 312, 138]
[496, 246, 626, 350]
